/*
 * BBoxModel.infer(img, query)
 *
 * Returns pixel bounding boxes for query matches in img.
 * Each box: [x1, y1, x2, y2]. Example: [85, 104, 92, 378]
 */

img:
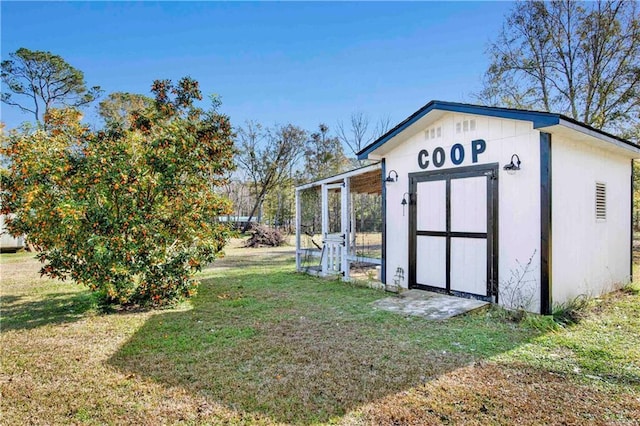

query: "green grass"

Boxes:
[109, 260, 539, 423]
[500, 293, 640, 388]
[0, 250, 34, 264]
[1, 242, 639, 424]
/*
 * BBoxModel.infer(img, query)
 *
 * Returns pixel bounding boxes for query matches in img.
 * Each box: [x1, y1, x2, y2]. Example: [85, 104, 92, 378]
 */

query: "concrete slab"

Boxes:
[372, 289, 488, 320]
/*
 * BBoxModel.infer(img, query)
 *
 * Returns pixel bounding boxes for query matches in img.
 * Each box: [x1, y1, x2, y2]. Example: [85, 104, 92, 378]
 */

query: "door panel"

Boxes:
[409, 164, 498, 302]
[416, 236, 446, 288]
[450, 176, 486, 233]
[416, 180, 446, 232]
[450, 237, 487, 295]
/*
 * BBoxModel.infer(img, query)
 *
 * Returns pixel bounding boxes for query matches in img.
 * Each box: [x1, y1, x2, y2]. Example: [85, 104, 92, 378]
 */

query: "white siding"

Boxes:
[383, 112, 542, 312]
[380, 109, 635, 313]
[551, 136, 632, 305]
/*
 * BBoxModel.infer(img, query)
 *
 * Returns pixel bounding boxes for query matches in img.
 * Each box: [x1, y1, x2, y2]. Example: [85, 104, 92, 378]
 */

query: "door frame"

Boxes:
[408, 163, 499, 303]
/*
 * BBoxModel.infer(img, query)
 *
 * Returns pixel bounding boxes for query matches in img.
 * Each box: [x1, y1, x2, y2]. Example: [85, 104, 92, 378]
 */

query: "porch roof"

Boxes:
[295, 162, 382, 195]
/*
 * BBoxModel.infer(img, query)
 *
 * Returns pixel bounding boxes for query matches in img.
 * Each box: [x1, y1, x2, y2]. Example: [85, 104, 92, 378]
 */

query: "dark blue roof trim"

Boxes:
[357, 100, 635, 159]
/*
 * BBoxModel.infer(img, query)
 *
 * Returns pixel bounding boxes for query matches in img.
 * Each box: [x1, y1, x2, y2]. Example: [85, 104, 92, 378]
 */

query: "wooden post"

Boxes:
[350, 192, 356, 255]
[295, 188, 301, 272]
[342, 178, 350, 281]
[321, 183, 329, 276]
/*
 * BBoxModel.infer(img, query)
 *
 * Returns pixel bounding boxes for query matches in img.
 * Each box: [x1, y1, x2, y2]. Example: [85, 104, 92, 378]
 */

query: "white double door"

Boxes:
[409, 165, 498, 302]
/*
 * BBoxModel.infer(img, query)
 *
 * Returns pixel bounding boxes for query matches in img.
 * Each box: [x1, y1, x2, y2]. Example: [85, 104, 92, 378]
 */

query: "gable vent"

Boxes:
[595, 182, 606, 221]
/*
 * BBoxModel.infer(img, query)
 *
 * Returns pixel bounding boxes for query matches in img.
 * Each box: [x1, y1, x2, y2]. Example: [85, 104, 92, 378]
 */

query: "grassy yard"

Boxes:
[1, 240, 639, 425]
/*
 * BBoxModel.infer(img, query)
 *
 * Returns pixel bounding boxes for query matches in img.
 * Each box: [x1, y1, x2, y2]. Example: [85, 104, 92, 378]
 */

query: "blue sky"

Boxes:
[1, 1, 514, 143]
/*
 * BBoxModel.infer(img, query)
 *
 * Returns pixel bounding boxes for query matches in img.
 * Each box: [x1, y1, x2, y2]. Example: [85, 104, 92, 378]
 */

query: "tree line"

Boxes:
[1, 47, 389, 235]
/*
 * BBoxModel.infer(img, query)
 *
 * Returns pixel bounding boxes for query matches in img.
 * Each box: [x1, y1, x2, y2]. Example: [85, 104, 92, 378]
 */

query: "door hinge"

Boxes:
[484, 170, 497, 180]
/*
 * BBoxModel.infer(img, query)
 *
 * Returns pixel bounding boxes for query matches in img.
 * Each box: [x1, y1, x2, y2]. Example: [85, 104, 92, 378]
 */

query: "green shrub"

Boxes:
[1, 78, 235, 307]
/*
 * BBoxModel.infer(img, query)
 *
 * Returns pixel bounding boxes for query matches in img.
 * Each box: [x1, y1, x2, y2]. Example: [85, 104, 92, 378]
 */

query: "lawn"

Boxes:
[1, 240, 639, 425]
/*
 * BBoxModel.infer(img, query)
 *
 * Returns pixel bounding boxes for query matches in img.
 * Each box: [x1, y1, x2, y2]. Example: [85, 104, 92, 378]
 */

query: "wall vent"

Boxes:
[595, 182, 606, 221]
[456, 119, 476, 133]
[424, 126, 442, 140]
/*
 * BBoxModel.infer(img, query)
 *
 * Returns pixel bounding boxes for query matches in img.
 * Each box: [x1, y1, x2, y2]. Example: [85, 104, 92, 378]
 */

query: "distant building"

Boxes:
[218, 215, 257, 230]
[1, 214, 25, 253]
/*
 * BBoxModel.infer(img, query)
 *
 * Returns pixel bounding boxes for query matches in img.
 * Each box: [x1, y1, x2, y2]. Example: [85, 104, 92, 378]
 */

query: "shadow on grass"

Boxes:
[1, 291, 95, 332]
[108, 266, 544, 424]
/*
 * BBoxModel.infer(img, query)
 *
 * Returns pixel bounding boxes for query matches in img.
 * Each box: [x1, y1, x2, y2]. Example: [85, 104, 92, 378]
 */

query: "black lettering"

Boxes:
[472, 139, 486, 163]
[418, 149, 429, 169]
[433, 147, 445, 167]
[451, 143, 465, 165]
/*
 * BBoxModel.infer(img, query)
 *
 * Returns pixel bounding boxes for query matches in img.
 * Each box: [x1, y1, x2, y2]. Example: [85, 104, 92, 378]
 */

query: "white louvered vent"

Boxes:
[424, 126, 442, 140]
[456, 119, 476, 133]
[595, 182, 606, 221]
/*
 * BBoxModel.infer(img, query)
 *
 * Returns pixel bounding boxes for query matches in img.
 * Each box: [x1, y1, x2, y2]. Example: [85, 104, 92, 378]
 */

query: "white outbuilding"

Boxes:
[296, 101, 639, 314]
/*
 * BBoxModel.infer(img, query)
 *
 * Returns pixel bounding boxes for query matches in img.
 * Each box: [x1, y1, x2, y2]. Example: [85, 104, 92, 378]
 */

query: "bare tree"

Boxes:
[477, 0, 640, 137]
[373, 115, 392, 140]
[219, 176, 254, 223]
[235, 122, 307, 233]
[337, 112, 370, 157]
[337, 112, 392, 162]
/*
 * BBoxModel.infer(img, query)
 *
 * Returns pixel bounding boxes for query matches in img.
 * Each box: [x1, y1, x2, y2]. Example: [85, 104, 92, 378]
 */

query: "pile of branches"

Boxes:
[244, 224, 286, 248]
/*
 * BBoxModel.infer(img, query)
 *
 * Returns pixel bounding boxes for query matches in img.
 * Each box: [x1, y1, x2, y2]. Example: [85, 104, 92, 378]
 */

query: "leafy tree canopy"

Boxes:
[304, 123, 348, 181]
[98, 92, 153, 128]
[478, 0, 640, 138]
[1, 47, 102, 123]
[1, 77, 235, 307]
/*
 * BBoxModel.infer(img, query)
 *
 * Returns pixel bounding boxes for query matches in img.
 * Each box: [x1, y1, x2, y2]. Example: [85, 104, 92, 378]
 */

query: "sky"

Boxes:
[1, 1, 514, 143]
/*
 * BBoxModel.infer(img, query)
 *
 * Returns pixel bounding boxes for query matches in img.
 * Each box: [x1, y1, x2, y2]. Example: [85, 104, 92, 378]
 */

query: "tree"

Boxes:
[235, 122, 307, 233]
[304, 123, 349, 181]
[98, 92, 153, 128]
[477, 0, 640, 136]
[1, 48, 102, 123]
[337, 112, 391, 161]
[0, 77, 235, 307]
[219, 177, 254, 223]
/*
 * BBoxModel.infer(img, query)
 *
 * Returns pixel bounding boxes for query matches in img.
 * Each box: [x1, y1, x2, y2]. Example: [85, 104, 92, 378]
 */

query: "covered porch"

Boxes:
[295, 163, 384, 282]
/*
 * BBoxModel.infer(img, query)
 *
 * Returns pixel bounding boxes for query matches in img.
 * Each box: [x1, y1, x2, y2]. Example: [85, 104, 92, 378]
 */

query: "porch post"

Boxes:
[295, 188, 301, 272]
[342, 178, 350, 281]
[321, 183, 329, 275]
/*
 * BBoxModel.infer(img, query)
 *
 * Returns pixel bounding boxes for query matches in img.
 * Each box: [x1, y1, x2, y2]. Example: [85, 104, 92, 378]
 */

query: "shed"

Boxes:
[296, 101, 639, 314]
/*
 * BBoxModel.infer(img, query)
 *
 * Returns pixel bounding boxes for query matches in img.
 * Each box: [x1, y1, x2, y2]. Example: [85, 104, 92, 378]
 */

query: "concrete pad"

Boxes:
[372, 289, 488, 320]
